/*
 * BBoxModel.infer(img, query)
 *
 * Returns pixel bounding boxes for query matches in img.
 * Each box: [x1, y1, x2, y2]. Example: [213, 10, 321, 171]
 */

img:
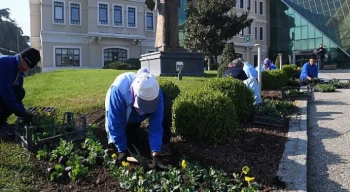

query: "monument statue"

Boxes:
[141, 0, 204, 77]
[145, 0, 181, 51]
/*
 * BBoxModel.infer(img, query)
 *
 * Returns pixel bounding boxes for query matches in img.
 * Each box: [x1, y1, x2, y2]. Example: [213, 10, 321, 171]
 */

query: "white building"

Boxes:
[29, 0, 157, 72]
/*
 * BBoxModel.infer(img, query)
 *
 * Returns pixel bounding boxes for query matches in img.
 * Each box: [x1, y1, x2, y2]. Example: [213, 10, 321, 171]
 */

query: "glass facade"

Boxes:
[178, 0, 188, 46]
[270, 0, 350, 68]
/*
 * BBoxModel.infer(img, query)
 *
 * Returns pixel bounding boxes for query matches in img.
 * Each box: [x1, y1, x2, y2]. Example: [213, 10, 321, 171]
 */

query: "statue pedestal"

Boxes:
[140, 51, 205, 76]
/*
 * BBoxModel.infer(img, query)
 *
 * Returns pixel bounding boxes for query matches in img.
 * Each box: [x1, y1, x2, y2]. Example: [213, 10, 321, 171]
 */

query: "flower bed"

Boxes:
[15, 108, 87, 152]
[34, 125, 259, 191]
[252, 99, 297, 127]
[281, 86, 312, 100]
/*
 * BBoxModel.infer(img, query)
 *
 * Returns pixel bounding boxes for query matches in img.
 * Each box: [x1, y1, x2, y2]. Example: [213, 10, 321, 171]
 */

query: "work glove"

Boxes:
[117, 151, 128, 162]
[152, 155, 167, 170]
[312, 78, 319, 84]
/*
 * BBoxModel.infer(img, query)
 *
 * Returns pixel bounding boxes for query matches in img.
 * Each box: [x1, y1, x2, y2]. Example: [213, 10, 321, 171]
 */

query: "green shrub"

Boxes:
[217, 43, 236, 77]
[314, 84, 336, 92]
[172, 88, 238, 144]
[262, 70, 289, 90]
[103, 61, 130, 70]
[217, 64, 228, 77]
[159, 80, 181, 101]
[124, 58, 141, 70]
[282, 64, 296, 79]
[204, 78, 254, 122]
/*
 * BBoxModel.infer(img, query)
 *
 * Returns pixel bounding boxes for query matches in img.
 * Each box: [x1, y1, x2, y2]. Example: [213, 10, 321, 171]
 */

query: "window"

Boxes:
[113, 5, 123, 26]
[54, 1, 64, 24]
[146, 12, 154, 31]
[70, 3, 80, 25]
[254, 0, 257, 14]
[247, 26, 252, 35]
[240, 0, 244, 9]
[128, 7, 136, 28]
[99, 3, 108, 25]
[254, 55, 258, 66]
[253, 54, 264, 67]
[55, 48, 80, 67]
[104, 48, 128, 66]
[259, 26, 264, 40]
[255, 26, 258, 40]
[247, 0, 251, 10]
[240, 28, 245, 37]
[259, 1, 263, 15]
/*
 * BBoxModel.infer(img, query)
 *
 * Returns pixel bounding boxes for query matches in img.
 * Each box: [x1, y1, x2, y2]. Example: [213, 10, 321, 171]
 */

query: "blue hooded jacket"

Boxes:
[105, 72, 164, 153]
[299, 62, 318, 80]
[0, 55, 26, 116]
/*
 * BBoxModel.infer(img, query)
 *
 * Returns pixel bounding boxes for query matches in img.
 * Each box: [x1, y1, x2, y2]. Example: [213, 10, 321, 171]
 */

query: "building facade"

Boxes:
[180, 0, 270, 66]
[270, 0, 350, 68]
[228, 0, 270, 66]
[29, 0, 157, 72]
[30, 0, 269, 71]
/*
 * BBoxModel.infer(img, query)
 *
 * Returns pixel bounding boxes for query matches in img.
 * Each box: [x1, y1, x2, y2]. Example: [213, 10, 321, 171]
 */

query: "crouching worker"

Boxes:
[105, 68, 171, 169]
[224, 59, 262, 105]
[0, 48, 41, 128]
[299, 54, 318, 85]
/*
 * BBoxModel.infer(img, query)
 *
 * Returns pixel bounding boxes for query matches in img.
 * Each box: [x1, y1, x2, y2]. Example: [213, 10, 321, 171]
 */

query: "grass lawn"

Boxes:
[0, 69, 217, 191]
[23, 69, 216, 116]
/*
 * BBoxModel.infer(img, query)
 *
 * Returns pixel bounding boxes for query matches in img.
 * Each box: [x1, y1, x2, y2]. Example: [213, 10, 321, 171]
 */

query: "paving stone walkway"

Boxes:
[307, 71, 350, 191]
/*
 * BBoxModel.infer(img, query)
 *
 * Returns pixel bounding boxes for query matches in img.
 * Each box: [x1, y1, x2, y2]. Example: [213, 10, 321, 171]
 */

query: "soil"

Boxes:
[30, 108, 288, 191]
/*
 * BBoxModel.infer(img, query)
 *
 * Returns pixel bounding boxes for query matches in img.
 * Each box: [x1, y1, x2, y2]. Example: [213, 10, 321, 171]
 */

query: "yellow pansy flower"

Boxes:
[245, 176, 255, 182]
[242, 166, 250, 175]
[37, 109, 42, 115]
[45, 112, 51, 117]
[111, 153, 118, 159]
[122, 161, 130, 167]
[181, 160, 187, 169]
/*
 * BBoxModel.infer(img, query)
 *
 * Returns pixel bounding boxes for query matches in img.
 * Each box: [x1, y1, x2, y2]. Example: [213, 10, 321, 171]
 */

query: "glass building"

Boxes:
[178, 0, 188, 47]
[270, 0, 350, 68]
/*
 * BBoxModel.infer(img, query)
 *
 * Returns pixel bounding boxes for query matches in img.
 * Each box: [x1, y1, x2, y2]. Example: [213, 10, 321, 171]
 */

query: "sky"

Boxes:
[1, 0, 31, 36]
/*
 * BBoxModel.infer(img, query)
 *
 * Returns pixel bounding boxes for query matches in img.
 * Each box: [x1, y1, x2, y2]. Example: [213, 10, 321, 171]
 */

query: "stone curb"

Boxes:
[275, 99, 308, 192]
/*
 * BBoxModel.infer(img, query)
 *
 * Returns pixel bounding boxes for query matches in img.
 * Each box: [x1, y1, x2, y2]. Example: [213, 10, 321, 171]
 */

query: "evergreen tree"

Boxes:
[183, 0, 253, 70]
[0, 8, 29, 55]
[217, 43, 236, 77]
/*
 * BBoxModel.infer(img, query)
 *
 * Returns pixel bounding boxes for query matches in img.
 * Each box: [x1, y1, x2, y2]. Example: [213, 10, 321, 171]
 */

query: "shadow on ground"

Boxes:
[307, 99, 347, 192]
[314, 100, 349, 106]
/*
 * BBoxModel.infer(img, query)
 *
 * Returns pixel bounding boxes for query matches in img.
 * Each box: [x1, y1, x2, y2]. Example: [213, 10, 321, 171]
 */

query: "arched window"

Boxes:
[103, 48, 128, 66]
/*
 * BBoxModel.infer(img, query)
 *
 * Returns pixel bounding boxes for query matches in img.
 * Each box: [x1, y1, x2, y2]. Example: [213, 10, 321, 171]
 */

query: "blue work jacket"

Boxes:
[105, 72, 164, 153]
[0, 54, 26, 116]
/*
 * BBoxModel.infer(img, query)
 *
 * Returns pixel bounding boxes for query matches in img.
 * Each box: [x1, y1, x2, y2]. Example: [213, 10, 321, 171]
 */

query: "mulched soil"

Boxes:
[28, 103, 288, 191]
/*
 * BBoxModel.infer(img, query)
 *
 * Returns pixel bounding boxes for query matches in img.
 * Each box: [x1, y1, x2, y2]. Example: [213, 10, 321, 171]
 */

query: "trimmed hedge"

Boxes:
[262, 70, 289, 90]
[282, 64, 297, 79]
[124, 58, 141, 69]
[103, 61, 130, 70]
[103, 58, 141, 70]
[159, 80, 181, 101]
[204, 78, 254, 122]
[172, 88, 238, 144]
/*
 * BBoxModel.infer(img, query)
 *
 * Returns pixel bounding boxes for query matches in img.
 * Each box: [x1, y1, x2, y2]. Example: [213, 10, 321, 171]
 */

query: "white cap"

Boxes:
[131, 72, 160, 113]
